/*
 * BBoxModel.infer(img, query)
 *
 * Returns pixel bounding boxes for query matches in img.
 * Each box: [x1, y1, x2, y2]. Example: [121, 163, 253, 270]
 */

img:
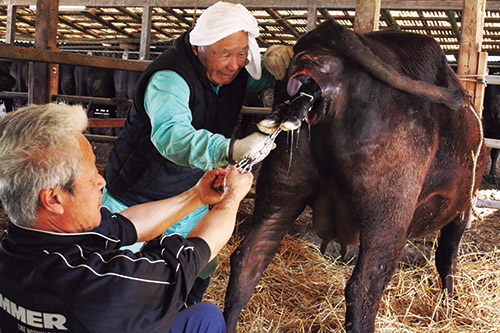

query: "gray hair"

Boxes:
[0, 103, 87, 227]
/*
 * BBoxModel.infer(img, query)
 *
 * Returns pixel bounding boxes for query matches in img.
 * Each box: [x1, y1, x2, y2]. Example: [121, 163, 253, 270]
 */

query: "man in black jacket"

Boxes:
[0, 103, 253, 332]
[102, 1, 293, 304]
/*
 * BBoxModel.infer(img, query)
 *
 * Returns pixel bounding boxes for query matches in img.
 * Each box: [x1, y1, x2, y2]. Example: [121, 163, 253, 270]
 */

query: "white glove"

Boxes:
[263, 45, 294, 81]
[230, 132, 276, 164]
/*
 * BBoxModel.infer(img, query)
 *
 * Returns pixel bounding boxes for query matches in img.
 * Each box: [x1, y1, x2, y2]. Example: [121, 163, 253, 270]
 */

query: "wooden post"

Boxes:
[307, 4, 317, 32]
[474, 51, 488, 116]
[29, 0, 59, 105]
[6, 5, 17, 44]
[354, 0, 381, 33]
[457, 0, 486, 116]
[139, 6, 152, 61]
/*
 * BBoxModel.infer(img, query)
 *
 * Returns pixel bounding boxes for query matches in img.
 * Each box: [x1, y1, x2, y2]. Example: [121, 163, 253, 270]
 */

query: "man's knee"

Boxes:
[169, 302, 225, 333]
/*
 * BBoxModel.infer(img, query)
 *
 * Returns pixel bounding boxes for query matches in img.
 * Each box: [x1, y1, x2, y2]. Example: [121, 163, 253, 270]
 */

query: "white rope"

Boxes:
[466, 103, 484, 221]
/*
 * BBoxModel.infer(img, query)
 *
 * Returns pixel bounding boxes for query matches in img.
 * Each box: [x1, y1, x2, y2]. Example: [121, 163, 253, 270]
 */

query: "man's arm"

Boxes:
[119, 167, 228, 242]
[187, 165, 253, 261]
[145, 71, 229, 171]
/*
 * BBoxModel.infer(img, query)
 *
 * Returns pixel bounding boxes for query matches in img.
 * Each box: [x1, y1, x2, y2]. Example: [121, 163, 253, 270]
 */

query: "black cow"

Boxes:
[75, 65, 117, 135]
[113, 69, 140, 119]
[9, 61, 28, 110]
[224, 20, 486, 332]
[0, 61, 15, 92]
[482, 81, 500, 183]
[59, 64, 76, 96]
[0, 61, 15, 114]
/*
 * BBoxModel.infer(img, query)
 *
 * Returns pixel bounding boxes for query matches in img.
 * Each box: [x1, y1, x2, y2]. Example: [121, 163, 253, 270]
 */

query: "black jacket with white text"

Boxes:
[0, 207, 210, 332]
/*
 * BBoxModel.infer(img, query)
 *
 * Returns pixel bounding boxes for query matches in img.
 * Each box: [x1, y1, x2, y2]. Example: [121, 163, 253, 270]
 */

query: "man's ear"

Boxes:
[191, 45, 198, 56]
[39, 187, 65, 215]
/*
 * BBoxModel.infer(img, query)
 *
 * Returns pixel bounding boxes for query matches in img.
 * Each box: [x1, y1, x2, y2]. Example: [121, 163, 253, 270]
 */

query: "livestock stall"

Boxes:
[1, 0, 500, 331]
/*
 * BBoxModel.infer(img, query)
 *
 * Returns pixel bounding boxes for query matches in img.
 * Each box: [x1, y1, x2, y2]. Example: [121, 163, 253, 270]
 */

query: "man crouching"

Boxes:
[0, 103, 252, 332]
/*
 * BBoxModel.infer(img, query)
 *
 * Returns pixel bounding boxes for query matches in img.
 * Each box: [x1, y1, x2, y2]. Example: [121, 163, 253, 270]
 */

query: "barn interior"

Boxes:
[0, 0, 499, 111]
[1, 0, 500, 332]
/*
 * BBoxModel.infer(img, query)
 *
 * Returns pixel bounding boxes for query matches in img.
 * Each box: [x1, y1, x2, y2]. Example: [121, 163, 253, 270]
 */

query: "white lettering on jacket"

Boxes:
[0, 293, 68, 330]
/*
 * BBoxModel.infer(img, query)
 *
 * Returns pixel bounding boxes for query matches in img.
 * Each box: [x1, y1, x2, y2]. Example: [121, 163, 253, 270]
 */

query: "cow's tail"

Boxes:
[316, 19, 465, 110]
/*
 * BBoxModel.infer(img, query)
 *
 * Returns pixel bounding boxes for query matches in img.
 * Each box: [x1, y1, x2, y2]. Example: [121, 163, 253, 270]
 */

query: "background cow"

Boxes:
[482, 78, 500, 183]
[224, 20, 486, 333]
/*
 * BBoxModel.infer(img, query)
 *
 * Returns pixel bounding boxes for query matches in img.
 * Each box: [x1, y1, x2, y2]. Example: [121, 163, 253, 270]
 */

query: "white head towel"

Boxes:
[190, 1, 261, 80]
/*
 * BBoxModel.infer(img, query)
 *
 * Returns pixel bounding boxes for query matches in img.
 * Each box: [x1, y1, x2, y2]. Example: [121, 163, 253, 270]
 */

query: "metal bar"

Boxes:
[0, 91, 133, 107]
[485, 75, 500, 85]
[485, 138, 500, 149]
[84, 134, 117, 143]
[0, 91, 28, 99]
[475, 198, 500, 209]
[241, 106, 272, 116]
[52, 94, 133, 106]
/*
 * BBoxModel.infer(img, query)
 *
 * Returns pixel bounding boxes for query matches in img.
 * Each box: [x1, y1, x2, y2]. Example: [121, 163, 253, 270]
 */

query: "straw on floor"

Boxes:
[205, 233, 500, 332]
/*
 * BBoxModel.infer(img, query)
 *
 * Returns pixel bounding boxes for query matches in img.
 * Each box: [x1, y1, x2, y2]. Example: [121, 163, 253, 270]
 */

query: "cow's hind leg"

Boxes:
[435, 214, 468, 294]
[224, 212, 300, 332]
[344, 226, 408, 333]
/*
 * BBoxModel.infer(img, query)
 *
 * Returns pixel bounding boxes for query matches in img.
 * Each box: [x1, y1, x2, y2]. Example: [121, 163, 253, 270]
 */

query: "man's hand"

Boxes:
[219, 165, 253, 204]
[230, 132, 276, 164]
[187, 165, 253, 261]
[195, 168, 228, 205]
[263, 45, 294, 81]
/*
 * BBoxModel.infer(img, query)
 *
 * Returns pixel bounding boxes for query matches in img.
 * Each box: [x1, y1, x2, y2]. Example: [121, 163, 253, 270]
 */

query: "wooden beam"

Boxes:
[380, 8, 399, 30]
[265, 9, 300, 39]
[139, 6, 152, 60]
[7, 0, 500, 11]
[84, 9, 136, 39]
[445, 10, 461, 42]
[474, 51, 488, 116]
[354, 0, 381, 33]
[457, 0, 486, 114]
[117, 7, 170, 39]
[29, 0, 59, 105]
[307, 4, 317, 32]
[0, 43, 150, 71]
[319, 8, 332, 20]
[164, 8, 192, 27]
[6, 5, 17, 43]
[87, 118, 126, 128]
[58, 14, 101, 38]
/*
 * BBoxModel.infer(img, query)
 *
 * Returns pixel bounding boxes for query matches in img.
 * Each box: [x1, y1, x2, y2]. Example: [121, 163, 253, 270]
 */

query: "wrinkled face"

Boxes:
[61, 135, 106, 232]
[192, 31, 249, 86]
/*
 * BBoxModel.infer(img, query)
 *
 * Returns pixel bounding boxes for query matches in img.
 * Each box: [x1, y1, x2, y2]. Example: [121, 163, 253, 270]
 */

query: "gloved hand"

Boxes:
[229, 132, 276, 164]
[263, 45, 294, 81]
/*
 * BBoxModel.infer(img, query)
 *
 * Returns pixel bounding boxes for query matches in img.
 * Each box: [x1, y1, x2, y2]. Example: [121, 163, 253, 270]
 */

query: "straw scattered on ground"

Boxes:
[206, 201, 500, 332]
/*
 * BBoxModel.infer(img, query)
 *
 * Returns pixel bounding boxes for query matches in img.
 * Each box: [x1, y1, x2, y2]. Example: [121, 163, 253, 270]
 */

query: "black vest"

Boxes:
[104, 32, 248, 206]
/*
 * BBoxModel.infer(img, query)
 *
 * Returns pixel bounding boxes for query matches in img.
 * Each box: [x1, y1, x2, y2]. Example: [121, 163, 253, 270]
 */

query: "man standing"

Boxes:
[103, 1, 293, 302]
[0, 103, 253, 332]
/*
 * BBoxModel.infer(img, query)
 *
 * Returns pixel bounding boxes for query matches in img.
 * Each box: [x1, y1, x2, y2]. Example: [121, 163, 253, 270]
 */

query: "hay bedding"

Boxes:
[203, 176, 500, 332]
[1, 142, 500, 331]
[205, 210, 500, 332]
